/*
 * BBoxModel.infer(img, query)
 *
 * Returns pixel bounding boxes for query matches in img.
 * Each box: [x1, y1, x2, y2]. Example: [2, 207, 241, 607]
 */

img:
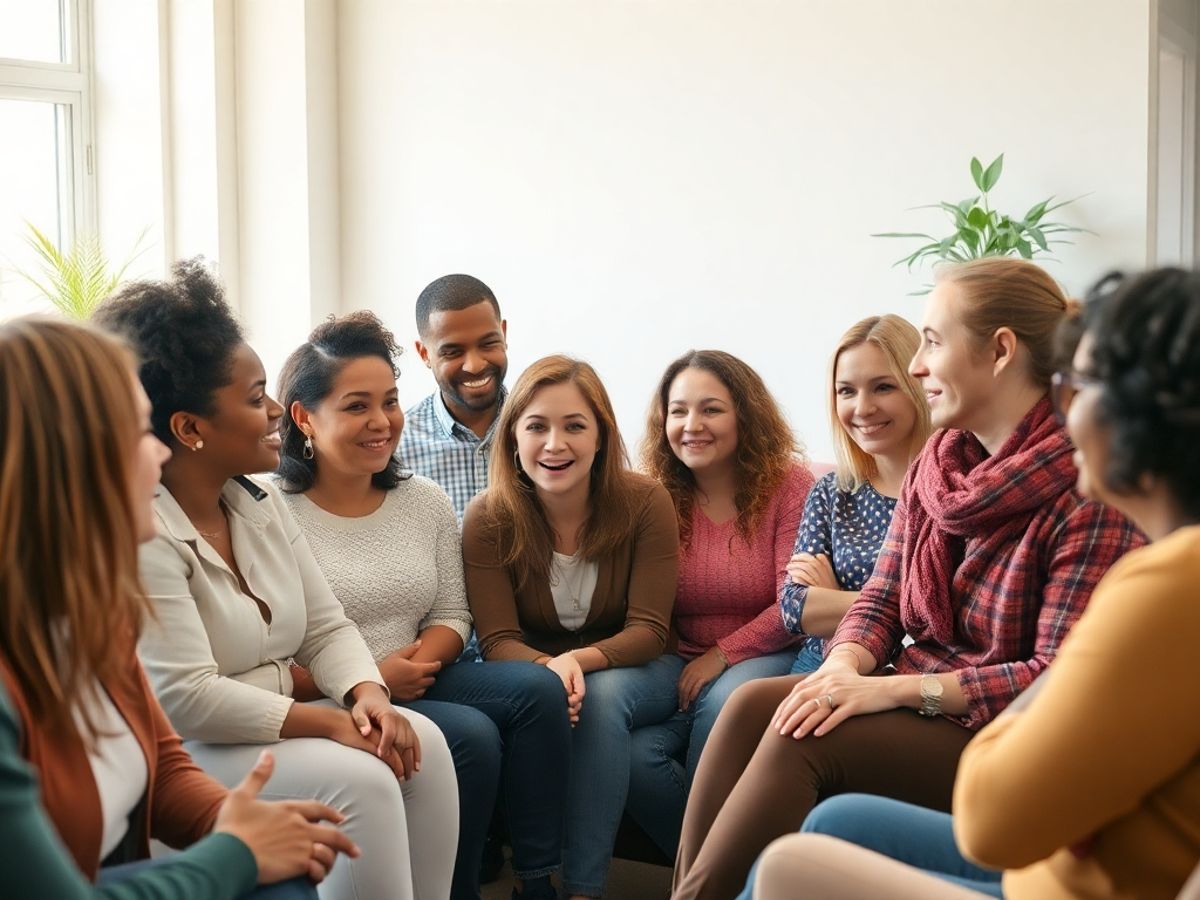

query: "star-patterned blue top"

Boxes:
[779, 471, 898, 657]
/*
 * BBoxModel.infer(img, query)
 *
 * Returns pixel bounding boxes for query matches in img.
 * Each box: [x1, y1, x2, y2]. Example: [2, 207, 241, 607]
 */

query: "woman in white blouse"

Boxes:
[95, 259, 458, 900]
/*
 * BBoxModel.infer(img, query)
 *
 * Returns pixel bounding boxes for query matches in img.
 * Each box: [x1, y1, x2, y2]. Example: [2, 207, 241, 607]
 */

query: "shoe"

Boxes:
[512, 875, 557, 900]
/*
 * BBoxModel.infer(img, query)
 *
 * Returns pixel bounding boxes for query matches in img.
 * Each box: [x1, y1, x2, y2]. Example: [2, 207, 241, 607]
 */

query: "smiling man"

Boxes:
[400, 274, 509, 524]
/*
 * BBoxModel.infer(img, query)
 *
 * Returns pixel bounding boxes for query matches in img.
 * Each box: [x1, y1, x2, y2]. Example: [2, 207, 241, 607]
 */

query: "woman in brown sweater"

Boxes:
[462, 355, 680, 899]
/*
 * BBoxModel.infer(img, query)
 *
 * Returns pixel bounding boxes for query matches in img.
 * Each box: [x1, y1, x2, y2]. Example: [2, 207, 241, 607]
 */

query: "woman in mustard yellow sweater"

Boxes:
[743, 267, 1200, 900]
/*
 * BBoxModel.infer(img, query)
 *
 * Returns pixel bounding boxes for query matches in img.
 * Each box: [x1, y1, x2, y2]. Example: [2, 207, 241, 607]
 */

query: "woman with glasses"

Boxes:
[746, 267, 1200, 900]
[672, 257, 1144, 900]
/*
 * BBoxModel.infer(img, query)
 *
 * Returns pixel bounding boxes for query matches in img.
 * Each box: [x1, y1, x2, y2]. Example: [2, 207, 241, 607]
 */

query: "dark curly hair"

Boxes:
[640, 350, 805, 548]
[93, 258, 243, 445]
[275, 311, 408, 493]
[1082, 268, 1200, 520]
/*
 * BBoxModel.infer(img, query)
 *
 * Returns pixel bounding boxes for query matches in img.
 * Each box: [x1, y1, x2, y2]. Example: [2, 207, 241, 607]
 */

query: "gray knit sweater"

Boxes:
[280, 476, 472, 661]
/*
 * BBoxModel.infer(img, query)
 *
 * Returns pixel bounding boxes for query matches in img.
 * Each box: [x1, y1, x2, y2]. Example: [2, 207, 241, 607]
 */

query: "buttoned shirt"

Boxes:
[399, 388, 507, 523]
[138, 476, 386, 744]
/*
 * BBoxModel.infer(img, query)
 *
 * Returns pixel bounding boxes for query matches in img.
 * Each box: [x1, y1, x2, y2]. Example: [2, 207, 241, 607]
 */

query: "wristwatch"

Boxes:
[918, 674, 944, 717]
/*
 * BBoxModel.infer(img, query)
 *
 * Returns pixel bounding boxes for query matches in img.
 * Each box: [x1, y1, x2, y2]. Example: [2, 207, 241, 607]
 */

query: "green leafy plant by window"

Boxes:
[15, 223, 148, 320]
[873, 154, 1088, 277]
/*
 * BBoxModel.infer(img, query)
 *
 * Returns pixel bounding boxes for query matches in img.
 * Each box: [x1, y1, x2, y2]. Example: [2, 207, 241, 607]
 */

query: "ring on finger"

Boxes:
[824, 693, 836, 710]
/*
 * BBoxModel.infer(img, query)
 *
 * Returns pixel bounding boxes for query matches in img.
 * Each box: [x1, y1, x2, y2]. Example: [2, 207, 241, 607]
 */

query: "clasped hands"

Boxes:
[329, 683, 423, 782]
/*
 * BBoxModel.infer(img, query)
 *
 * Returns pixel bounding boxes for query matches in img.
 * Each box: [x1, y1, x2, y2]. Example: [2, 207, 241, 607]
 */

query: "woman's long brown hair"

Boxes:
[0, 318, 146, 740]
[640, 350, 804, 547]
[482, 355, 637, 589]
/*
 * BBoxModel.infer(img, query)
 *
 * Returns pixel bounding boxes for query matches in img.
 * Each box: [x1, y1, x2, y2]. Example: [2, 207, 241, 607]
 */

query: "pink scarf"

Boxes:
[900, 398, 1076, 646]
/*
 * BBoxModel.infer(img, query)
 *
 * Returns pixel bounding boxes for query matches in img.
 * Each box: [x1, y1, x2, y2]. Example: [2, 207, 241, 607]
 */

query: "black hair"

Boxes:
[1082, 268, 1200, 520]
[276, 311, 409, 493]
[415, 274, 501, 336]
[93, 257, 243, 445]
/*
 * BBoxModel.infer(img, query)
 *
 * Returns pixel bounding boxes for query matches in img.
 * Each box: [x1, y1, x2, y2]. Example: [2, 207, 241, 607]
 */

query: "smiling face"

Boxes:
[416, 301, 508, 418]
[665, 367, 738, 476]
[193, 342, 284, 475]
[909, 281, 998, 432]
[131, 376, 172, 543]
[834, 342, 919, 460]
[297, 356, 403, 481]
[514, 380, 599, 501]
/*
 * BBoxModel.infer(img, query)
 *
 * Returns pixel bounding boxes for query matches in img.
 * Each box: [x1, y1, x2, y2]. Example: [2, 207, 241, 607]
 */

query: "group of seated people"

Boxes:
[0, 254, 1196, 900]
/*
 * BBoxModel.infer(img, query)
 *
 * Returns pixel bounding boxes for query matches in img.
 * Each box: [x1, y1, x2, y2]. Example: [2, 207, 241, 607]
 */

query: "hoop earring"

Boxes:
[513, 449, 523, 473]
[303, 435, 315, 460]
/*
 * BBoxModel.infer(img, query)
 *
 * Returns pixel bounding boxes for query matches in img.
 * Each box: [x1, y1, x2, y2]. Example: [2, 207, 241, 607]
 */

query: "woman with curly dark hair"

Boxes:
[745, 267, 1200, 900]
[461, 355, 680, 900]
[625, 350, 815, 857]
[94, 260, 458, 900]
[275, 312, 570, 900]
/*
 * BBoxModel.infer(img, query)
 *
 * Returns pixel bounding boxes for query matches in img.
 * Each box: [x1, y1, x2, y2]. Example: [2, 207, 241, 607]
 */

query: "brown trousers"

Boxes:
[672, 675, 973, 900]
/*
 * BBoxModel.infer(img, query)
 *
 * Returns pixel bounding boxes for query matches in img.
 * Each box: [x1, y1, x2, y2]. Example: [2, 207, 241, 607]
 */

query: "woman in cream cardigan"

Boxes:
[95, 260, 458, 900]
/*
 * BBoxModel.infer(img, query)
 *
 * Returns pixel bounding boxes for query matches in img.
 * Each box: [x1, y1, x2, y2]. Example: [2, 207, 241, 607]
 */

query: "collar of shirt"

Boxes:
[431, 385, 507, 446]
[154, 475, 272, 544]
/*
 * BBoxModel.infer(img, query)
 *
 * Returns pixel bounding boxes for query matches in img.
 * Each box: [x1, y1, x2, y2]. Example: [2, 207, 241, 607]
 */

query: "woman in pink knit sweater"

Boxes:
[627, 350, 815, 857]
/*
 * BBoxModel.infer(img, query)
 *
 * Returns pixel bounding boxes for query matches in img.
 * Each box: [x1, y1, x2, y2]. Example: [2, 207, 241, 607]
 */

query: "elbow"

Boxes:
[952, 774, 1044, 870]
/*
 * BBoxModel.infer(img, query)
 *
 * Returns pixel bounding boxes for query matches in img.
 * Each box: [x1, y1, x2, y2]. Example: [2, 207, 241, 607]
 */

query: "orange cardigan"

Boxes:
[0, 647, 227, 878]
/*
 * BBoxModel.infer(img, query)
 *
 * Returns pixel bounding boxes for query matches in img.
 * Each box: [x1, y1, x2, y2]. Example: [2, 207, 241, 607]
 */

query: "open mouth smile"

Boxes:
[538, 460, 574, 471]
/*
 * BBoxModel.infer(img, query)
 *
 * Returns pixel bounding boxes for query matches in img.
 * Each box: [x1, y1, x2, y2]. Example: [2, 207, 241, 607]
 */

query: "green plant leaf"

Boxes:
[982, 153, 1004, 191]
[15, 223, 150, 319]
[1026, 225, 1049, 251]
[966, 207, 989, 230]
[970, 157, 985, 191]
[871, 232, 939, 240]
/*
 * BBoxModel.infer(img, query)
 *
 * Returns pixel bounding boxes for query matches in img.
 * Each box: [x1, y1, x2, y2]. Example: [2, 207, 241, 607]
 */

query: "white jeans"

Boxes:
[186, 702, 457, 900]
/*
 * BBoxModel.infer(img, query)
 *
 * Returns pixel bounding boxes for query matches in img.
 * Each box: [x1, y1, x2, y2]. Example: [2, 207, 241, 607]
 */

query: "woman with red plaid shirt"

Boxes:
[671, 257, 1145, 900]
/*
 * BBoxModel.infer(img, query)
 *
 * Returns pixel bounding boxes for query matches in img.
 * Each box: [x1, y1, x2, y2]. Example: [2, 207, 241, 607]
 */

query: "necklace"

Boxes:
[194, 501, 229, 541]
[551, 553, 589, 611]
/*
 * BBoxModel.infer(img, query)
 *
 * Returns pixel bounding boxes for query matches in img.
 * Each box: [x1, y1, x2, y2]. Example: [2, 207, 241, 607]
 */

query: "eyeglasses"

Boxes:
[1049, 370, 1102, 425]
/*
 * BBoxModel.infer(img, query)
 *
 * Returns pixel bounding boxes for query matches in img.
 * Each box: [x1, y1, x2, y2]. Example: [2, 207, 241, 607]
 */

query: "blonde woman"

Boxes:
[784, 315, 932, 674]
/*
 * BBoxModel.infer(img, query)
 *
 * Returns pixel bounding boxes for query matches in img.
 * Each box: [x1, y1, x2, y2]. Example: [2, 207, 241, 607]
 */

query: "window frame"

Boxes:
[0, 0, 96, 250]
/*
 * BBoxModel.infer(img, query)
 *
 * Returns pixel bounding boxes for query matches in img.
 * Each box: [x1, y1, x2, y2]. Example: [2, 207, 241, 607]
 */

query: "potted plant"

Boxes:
[873, 154, 1088, 282]
[15, 223, 147, 319]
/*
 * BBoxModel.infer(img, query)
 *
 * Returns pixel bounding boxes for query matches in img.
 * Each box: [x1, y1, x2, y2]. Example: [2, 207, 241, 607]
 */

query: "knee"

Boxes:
[717, 676, 788, 731]
[801, 794, 878, 842]
[580, 669, 636, 727]
[451, 709, 503, 771]
[515, 660, 573, 712]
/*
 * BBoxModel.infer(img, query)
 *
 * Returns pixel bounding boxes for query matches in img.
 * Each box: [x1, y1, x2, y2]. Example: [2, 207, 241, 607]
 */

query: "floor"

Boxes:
[480, 857, 672, 900]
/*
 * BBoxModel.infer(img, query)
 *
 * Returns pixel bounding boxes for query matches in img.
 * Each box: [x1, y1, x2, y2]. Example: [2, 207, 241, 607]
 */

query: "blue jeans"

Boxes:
[788, 638, 825, 675]
[736, 794, 1005, 899]
[100, 858, 317, 898]
[626, 650, 797, 857]
[421, 659, 569, 887]
[562, 656, 681, 897]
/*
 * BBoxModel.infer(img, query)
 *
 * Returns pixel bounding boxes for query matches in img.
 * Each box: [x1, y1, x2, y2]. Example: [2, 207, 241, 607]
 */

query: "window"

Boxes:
[0, 0, 94, 317]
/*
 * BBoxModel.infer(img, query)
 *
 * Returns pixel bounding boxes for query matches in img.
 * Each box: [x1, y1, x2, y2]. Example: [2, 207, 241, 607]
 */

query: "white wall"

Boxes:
[336, 0, 1151, 461]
